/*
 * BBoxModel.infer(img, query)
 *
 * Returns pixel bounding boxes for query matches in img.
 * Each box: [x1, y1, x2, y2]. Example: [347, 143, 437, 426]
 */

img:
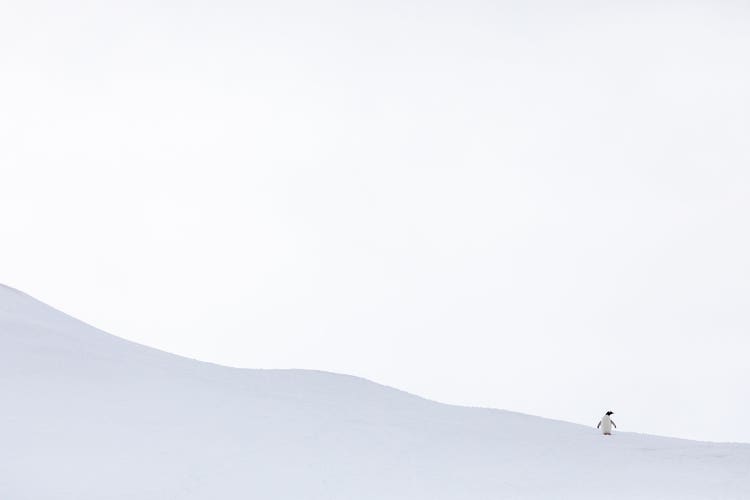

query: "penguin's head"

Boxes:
[606, 411, 614, 415]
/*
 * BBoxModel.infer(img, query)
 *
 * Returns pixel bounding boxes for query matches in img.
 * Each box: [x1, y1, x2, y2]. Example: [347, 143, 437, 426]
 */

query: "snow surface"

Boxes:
[1, 283, 748, 499]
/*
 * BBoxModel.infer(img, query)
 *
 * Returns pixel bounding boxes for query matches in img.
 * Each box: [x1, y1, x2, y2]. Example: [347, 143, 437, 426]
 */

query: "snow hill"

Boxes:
[1, 284, 748, 499]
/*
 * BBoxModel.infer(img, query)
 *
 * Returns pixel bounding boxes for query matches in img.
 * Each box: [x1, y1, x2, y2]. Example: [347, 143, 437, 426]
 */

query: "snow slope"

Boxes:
[1, 284, 748, 499]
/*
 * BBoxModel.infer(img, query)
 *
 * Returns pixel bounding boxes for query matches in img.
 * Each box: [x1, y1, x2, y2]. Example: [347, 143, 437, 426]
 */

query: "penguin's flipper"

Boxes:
[612, 420, 616, 428]
[597, 421, 601, 429]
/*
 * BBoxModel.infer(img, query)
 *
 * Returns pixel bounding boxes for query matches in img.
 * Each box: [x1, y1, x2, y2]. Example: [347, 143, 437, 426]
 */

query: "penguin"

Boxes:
[597, 411, 616, 435]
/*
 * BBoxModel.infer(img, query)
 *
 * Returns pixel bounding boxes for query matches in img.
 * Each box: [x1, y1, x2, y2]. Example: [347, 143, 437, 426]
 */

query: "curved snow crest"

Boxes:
[0, 283, 565, 419]
[0, 284, 602, 431]
[1, 284, 749, 500]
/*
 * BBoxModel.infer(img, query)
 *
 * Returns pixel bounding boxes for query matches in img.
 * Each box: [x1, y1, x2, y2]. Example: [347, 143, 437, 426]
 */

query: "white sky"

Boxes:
[1, 0, 749, 443]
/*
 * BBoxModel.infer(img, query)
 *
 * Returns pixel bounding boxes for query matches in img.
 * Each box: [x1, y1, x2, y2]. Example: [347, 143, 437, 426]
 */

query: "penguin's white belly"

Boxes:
[600, 417, 613, 434]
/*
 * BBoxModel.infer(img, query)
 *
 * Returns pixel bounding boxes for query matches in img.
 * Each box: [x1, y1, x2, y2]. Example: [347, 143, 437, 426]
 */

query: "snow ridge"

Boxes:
[0, 285, 748, 499]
